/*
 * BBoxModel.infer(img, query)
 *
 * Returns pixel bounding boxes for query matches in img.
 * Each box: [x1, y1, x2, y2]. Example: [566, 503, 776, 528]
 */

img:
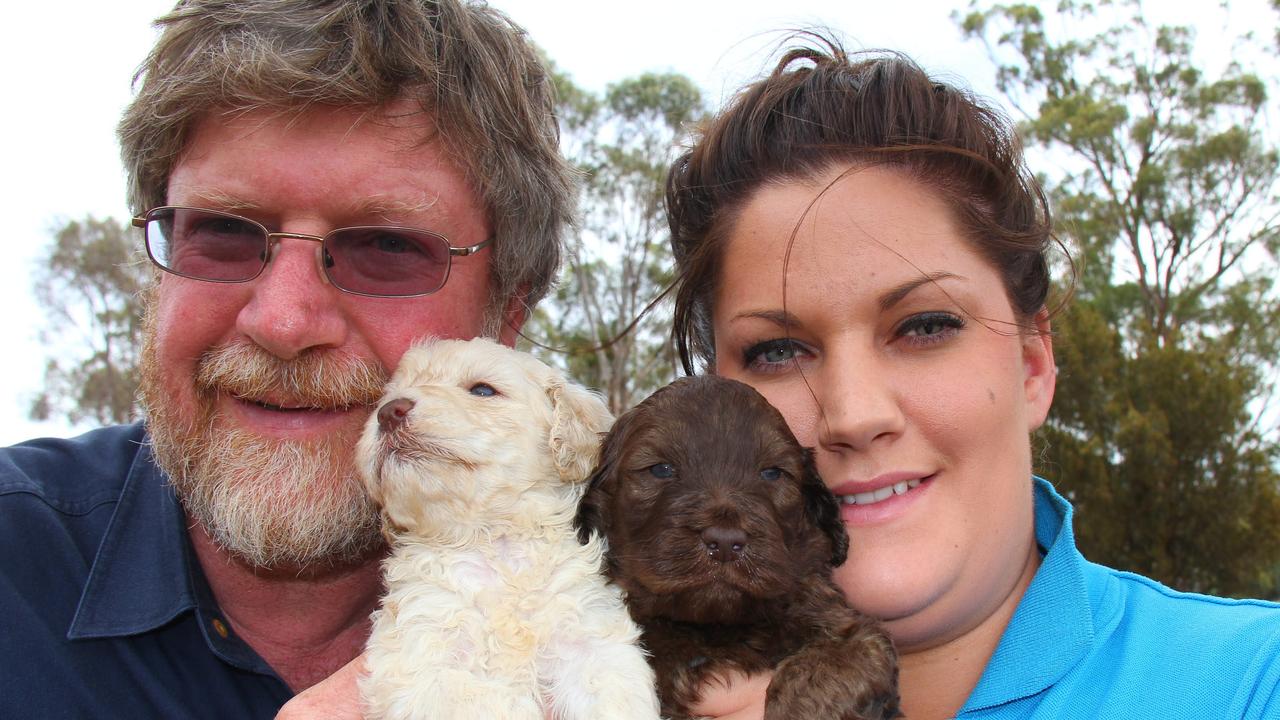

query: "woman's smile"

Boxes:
[712, 163, 1056, 651]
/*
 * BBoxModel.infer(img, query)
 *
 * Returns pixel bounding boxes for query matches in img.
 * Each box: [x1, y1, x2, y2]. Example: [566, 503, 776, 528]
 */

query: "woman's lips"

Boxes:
[830, 473, 935, 525]
[836, 477, 924, 506]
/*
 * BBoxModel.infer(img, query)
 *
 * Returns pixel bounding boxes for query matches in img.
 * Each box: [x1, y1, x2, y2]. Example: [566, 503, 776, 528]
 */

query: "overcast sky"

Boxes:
[0, 0, 1273, 446]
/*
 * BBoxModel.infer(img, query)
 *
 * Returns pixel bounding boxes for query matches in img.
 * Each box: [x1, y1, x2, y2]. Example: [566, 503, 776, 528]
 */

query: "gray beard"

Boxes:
[157, 422, 384, 571]
[139, 326, 387, 572]
[135, 288, 508, 572]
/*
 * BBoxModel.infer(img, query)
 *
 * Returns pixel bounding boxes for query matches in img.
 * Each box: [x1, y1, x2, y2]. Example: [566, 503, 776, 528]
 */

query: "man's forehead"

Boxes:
[176, 100, 443, 161]
[165, 103, 467, 223]
[172, 187, 442, 219]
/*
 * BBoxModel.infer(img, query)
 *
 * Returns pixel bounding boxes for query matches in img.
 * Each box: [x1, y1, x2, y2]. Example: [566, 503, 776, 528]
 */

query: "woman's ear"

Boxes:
[800, 448, 849, 567]
[1022, 307, 1057, 432]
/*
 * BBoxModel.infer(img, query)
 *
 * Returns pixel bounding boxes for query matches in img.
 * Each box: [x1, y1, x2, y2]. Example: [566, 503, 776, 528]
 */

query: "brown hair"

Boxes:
[667, 37, 1057, 374]
[119, 0, 575, 321]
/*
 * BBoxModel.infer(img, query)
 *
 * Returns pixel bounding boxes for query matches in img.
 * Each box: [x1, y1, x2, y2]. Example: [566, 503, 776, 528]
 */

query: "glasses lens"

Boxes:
[324, 227, 452, 296]
[146, 207, 268, 282]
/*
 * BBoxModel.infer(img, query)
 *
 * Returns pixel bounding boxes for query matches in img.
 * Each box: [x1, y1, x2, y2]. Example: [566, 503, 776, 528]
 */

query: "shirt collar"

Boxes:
[66, 438, 196, 639]
[961, 477, 1095, 711]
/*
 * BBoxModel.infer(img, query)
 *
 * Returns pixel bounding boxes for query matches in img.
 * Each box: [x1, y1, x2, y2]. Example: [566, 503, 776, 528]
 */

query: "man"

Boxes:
[0, 1, 574, 717]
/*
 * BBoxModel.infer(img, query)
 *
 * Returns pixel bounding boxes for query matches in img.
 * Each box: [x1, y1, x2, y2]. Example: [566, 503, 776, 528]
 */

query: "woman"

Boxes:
[666, 39, 1280, 719]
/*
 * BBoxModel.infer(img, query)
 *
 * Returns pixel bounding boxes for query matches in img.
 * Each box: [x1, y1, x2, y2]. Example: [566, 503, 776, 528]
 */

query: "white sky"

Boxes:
[0, 0, 1274, 446]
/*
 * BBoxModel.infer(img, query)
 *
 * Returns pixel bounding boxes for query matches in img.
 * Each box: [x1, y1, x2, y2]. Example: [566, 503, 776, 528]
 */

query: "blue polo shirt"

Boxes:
[960, 478, 1280, 718]
[0, 424, 291, 719]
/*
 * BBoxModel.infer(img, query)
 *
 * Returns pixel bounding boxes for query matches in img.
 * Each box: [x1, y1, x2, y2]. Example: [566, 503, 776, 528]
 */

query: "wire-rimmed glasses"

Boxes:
[132, 206, 490, 298]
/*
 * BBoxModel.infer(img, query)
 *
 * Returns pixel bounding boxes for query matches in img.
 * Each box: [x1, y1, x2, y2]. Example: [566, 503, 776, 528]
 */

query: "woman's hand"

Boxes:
[689, 670, 772, 720]
[275, 654, 367, 720]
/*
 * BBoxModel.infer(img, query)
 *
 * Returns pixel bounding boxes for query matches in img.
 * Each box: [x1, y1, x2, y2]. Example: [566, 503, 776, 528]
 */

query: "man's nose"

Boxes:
[235, 238, 348, 360]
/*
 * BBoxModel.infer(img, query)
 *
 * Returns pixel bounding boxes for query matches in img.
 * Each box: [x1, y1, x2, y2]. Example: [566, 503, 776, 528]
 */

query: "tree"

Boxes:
[961, 0, 1280, 597]
[30, 216, 150, 426]
[526, 67, 706, 415]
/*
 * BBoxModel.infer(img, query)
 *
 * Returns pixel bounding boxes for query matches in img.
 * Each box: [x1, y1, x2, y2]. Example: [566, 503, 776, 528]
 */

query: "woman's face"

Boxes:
[711, 164, 1057, 653]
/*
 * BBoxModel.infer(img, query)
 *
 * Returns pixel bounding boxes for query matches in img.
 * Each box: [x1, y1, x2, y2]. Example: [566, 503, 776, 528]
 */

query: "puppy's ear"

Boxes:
[574, 406, 634, 545]
[547, 377, 614, 483]
[800, 448, 849, 567]
[574, 450, 612, 546]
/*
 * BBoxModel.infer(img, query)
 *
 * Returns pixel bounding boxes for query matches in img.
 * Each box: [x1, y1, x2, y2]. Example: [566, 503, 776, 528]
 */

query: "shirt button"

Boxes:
[211, 617, 230, 639]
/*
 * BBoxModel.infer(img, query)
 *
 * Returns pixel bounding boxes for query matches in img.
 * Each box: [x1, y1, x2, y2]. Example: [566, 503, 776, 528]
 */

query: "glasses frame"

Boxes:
[131, 205, 491, 298]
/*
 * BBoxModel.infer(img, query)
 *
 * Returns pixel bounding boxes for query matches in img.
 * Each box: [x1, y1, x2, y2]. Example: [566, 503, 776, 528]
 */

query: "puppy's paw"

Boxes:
[763, 629, 900, 720]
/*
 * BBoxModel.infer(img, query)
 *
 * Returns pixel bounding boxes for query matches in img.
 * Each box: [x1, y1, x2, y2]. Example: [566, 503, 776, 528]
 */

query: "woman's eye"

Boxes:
[898, 312, 964, 344]
[760, 467, 783, 481]
[469, 383, 498, 397]
[742, 339, 809, 371]
[648, 463, 676, 479]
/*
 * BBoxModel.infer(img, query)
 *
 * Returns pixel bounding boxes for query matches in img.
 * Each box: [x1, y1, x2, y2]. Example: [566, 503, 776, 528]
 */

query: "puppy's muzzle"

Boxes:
[378, 397, 415, 433]
[700, 526, 747, 564]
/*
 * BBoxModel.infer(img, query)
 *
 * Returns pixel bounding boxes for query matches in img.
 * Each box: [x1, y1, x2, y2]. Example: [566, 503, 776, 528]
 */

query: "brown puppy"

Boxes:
[575, 375, 900, 720]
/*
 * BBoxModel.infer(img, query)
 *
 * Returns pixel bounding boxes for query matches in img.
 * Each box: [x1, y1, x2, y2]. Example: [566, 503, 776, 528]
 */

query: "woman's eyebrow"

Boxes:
[733, 308, 803, 330]
[879, 272, 961, 311]
[731, 272, 962, 325]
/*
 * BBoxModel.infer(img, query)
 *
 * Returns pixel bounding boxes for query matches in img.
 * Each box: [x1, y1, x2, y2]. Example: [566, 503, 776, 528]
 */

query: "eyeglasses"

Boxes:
[132, 206, 491, 298]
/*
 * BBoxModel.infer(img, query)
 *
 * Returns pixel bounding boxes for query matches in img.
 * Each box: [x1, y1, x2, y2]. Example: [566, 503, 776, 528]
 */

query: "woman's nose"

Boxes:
[813, 350, 905, 452]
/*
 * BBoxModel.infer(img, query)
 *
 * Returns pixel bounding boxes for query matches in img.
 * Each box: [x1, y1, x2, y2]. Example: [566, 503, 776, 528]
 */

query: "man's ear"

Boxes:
[497, 284, 531, 348]
[1022, 307, 1057, 432]
[547, 377, 614, 484]
[800, 449, 849, 567]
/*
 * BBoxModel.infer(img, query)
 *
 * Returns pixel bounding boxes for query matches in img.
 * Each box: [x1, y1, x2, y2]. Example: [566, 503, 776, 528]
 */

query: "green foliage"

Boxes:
[526, 65, 705, 414]
[1274, 0, 1280, 48]
[1046, 301, 1280, 596]
[31, 216, 150, 426]
[963, 0, 1280, 597]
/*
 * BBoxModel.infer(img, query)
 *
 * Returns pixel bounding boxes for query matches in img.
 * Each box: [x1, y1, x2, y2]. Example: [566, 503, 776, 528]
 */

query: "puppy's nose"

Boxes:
[700, 526, 747, 563]
[377, 397, 415, 433]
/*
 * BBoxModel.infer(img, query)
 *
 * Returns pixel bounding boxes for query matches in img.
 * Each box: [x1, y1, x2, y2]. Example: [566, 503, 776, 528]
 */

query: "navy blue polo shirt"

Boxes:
[0, 424, 292, 719]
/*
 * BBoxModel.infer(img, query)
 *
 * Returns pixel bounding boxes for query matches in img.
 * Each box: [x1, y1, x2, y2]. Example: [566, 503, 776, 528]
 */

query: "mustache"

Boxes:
[194, 343, 390, 409]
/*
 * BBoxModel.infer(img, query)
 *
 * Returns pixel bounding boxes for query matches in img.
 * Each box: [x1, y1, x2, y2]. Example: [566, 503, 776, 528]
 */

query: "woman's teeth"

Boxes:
[840, 478, 922, 506]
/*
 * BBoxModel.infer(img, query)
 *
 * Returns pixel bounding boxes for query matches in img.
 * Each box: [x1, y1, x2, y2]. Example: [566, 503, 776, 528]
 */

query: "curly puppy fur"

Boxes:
[575, 375, 900, 720]
[357, 338, 660, 720]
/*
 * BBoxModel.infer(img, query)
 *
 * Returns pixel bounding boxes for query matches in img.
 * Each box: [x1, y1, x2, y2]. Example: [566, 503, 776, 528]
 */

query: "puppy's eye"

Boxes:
[760, 467, 784, 481]
[469, 383, 498, 397]
[648, 463, 676, 479]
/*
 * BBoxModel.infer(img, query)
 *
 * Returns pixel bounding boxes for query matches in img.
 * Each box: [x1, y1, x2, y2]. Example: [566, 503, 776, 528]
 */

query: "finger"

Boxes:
[689, 670, 771, 719]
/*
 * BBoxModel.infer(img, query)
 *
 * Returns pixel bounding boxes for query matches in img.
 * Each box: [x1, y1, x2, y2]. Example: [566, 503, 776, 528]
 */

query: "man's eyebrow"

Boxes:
[183, 189, 260, 212]
[349, 195, 439, 222]
[879, 272, 961, 310]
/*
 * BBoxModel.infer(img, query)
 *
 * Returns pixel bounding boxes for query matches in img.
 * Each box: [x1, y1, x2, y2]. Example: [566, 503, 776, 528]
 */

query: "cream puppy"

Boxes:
[357, 338, 660, 720]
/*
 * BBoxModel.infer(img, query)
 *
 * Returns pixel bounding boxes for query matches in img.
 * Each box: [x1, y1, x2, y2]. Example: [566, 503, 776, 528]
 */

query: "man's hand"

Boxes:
[275, 654, 367, 720]
[688, 670, 771, 720]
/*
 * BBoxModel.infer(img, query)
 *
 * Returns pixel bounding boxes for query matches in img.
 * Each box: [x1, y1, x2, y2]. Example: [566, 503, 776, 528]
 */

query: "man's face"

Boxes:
[139, 102, 501, 571]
